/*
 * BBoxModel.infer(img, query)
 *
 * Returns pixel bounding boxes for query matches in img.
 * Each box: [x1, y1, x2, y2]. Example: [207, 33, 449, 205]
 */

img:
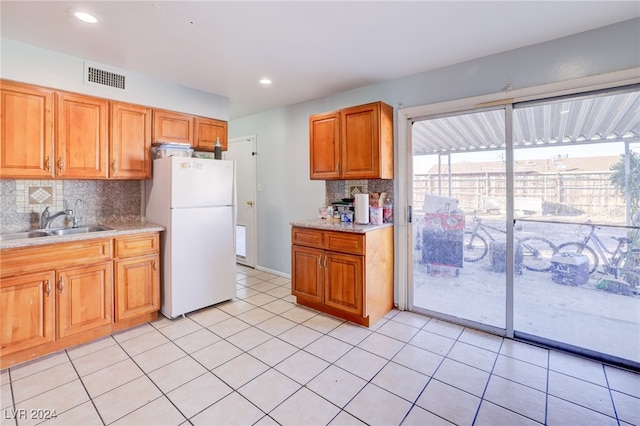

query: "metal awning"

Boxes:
[412, 88, 640, 155]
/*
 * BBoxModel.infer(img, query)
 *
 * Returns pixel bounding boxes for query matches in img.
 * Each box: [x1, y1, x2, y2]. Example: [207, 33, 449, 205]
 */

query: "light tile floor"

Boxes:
[2, 265, 639, 426]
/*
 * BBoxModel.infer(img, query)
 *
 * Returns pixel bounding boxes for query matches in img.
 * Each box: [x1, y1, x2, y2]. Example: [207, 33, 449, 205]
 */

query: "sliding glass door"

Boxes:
[410, 108, 508, 331]
[512, 90, 640, 366]
[408, 86, 640, 367]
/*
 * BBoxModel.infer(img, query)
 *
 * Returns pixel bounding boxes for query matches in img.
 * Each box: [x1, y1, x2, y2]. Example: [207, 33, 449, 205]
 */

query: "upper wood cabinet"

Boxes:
[0, 80, 227, 180]
[309, 101, 393, 180]
[57, 92, 109, 179]
[153, 109, 194, 145]
[194, 117, 228, 152]
[309, 111, 341, 179]
[111, 102, 152, 179]
[341, 102, 393, 180]
[0, 81, 55, 178]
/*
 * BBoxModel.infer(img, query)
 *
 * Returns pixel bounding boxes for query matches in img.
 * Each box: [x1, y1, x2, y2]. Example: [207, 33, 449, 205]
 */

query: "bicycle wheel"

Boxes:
[613, 249, 640, 288]
[555, 242, 599, 275]
[463, 231, 488, 262]
[519, 237, 557, 272]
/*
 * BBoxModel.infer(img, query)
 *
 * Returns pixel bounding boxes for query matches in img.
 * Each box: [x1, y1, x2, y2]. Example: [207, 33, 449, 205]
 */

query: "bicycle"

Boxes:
[463, 211, 558, 272]
[555, 223, 640, 279]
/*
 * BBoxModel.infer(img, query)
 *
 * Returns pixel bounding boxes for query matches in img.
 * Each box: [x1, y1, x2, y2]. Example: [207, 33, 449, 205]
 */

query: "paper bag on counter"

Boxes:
[369, 192, 387, 207]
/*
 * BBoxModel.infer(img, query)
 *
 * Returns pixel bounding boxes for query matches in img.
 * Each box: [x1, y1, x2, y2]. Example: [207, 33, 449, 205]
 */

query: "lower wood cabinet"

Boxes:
[114, 233, 160, 326]
[0, 271, 56, 356]
[0, 232, 160, 369]
[291, 245, 324, 304]
[291, 225, 393, 327]
[324, 251, 364, 317]
[57, 262, 113, 339]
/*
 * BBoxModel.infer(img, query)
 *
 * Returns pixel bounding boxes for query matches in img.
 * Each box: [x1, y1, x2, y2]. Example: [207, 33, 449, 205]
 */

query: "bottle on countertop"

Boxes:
[383, 198, 393, 223]
[214, 137, 222, 160]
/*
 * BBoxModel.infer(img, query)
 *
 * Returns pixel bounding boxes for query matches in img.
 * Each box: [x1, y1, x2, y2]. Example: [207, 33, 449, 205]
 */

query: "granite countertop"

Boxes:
[0, 221, 165, 250]
[291, 218, 393, 233]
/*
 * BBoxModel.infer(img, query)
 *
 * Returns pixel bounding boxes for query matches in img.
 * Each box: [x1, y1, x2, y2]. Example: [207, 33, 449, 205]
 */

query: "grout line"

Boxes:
[3, 267, 637, 425]
[63, 349, 107, 426]
[602, 364, 622, 426]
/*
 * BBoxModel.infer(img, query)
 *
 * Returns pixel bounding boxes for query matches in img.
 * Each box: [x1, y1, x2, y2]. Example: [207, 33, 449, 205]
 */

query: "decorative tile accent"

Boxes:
[16, 180, 63, 214]
[348, 181, 368, 198]
[29, 187, 53, 204]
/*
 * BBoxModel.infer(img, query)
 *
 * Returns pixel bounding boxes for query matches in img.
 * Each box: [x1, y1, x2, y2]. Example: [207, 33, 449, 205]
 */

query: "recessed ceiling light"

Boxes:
[259, 78, 272, 85]
[70, 10, 98, 24]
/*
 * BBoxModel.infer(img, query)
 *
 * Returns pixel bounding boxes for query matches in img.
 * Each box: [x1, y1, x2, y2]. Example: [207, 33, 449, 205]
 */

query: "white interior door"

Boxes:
[224, 135, 257, 267]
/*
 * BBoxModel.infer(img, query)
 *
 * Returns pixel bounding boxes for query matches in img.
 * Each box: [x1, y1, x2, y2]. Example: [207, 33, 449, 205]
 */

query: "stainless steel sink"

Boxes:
[48, 226, 113, 236]
[0, 226, 114, 241]
[0, 230, 51, 241]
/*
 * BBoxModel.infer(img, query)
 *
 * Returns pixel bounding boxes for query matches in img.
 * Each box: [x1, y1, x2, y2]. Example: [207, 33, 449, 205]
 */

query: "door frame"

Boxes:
[226, 135, 257, 267]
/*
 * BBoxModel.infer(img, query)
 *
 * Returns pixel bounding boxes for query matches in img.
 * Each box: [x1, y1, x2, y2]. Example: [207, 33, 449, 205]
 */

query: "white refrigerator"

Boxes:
[146, 157, 236, 319]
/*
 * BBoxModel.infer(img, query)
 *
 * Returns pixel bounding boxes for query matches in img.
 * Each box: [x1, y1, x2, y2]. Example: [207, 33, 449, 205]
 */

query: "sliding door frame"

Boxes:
[397, 68, 640, 335]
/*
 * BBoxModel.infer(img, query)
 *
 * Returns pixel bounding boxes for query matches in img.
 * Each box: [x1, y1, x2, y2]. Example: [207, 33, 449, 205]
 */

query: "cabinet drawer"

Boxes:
[115, 233, 159, 258]
[0, 239, 112, 278]
[292, 227, 323, 248]
[324, 231, 364, 255]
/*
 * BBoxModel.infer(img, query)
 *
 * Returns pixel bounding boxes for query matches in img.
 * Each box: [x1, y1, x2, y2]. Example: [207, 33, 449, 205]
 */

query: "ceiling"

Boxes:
[1, 1, 638, 119]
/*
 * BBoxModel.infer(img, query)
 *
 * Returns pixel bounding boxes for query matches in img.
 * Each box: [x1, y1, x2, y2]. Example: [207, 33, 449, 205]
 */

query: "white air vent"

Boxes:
[83, 62, 126, 89]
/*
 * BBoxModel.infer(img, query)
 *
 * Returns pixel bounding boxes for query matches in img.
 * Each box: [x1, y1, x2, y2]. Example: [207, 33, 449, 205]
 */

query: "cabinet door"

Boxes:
[194, 117, 228, 152]
[57, 92, 109, 178]
[291, 245, 323, 304]
[57, 262, 112, 339]
[324, 251, 364, 316]
[340, 103, 381, 180]
[153, 110, 194, 145]
[309, 111, 341, 180]
[115, 254, 159, 321]
[0, 81, 55, 178]
[110, 102, 152, 179]
[0, 271, 55, 355]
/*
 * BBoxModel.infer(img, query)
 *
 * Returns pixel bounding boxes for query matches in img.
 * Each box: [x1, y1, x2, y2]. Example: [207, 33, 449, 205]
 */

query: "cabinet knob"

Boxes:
[59, 277, 65, 293]
[58, 157, 64, 171]
[112, 160, 117, 172]
[153, 261, 158, 271]
[45, 156, 51, 171]
[45, 279, 51, 296]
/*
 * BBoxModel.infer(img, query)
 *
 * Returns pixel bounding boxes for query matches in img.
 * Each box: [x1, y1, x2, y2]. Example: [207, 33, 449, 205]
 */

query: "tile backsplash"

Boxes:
[326, 179, 394, 205]
[1, 180, 144, 233]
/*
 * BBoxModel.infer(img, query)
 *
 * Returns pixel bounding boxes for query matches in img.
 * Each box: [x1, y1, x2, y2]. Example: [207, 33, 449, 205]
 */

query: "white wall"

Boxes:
[230, 18, 640, 275]
[1, 38, 229, 119]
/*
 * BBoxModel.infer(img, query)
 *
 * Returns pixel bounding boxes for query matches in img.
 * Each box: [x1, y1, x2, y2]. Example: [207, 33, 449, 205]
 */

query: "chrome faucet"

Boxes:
[40, 207, 74, 229]
[73, 199, 83, 228]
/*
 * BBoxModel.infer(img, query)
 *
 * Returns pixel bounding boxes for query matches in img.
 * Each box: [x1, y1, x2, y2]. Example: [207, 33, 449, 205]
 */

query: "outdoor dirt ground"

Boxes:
[411, 214, 640, 365]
